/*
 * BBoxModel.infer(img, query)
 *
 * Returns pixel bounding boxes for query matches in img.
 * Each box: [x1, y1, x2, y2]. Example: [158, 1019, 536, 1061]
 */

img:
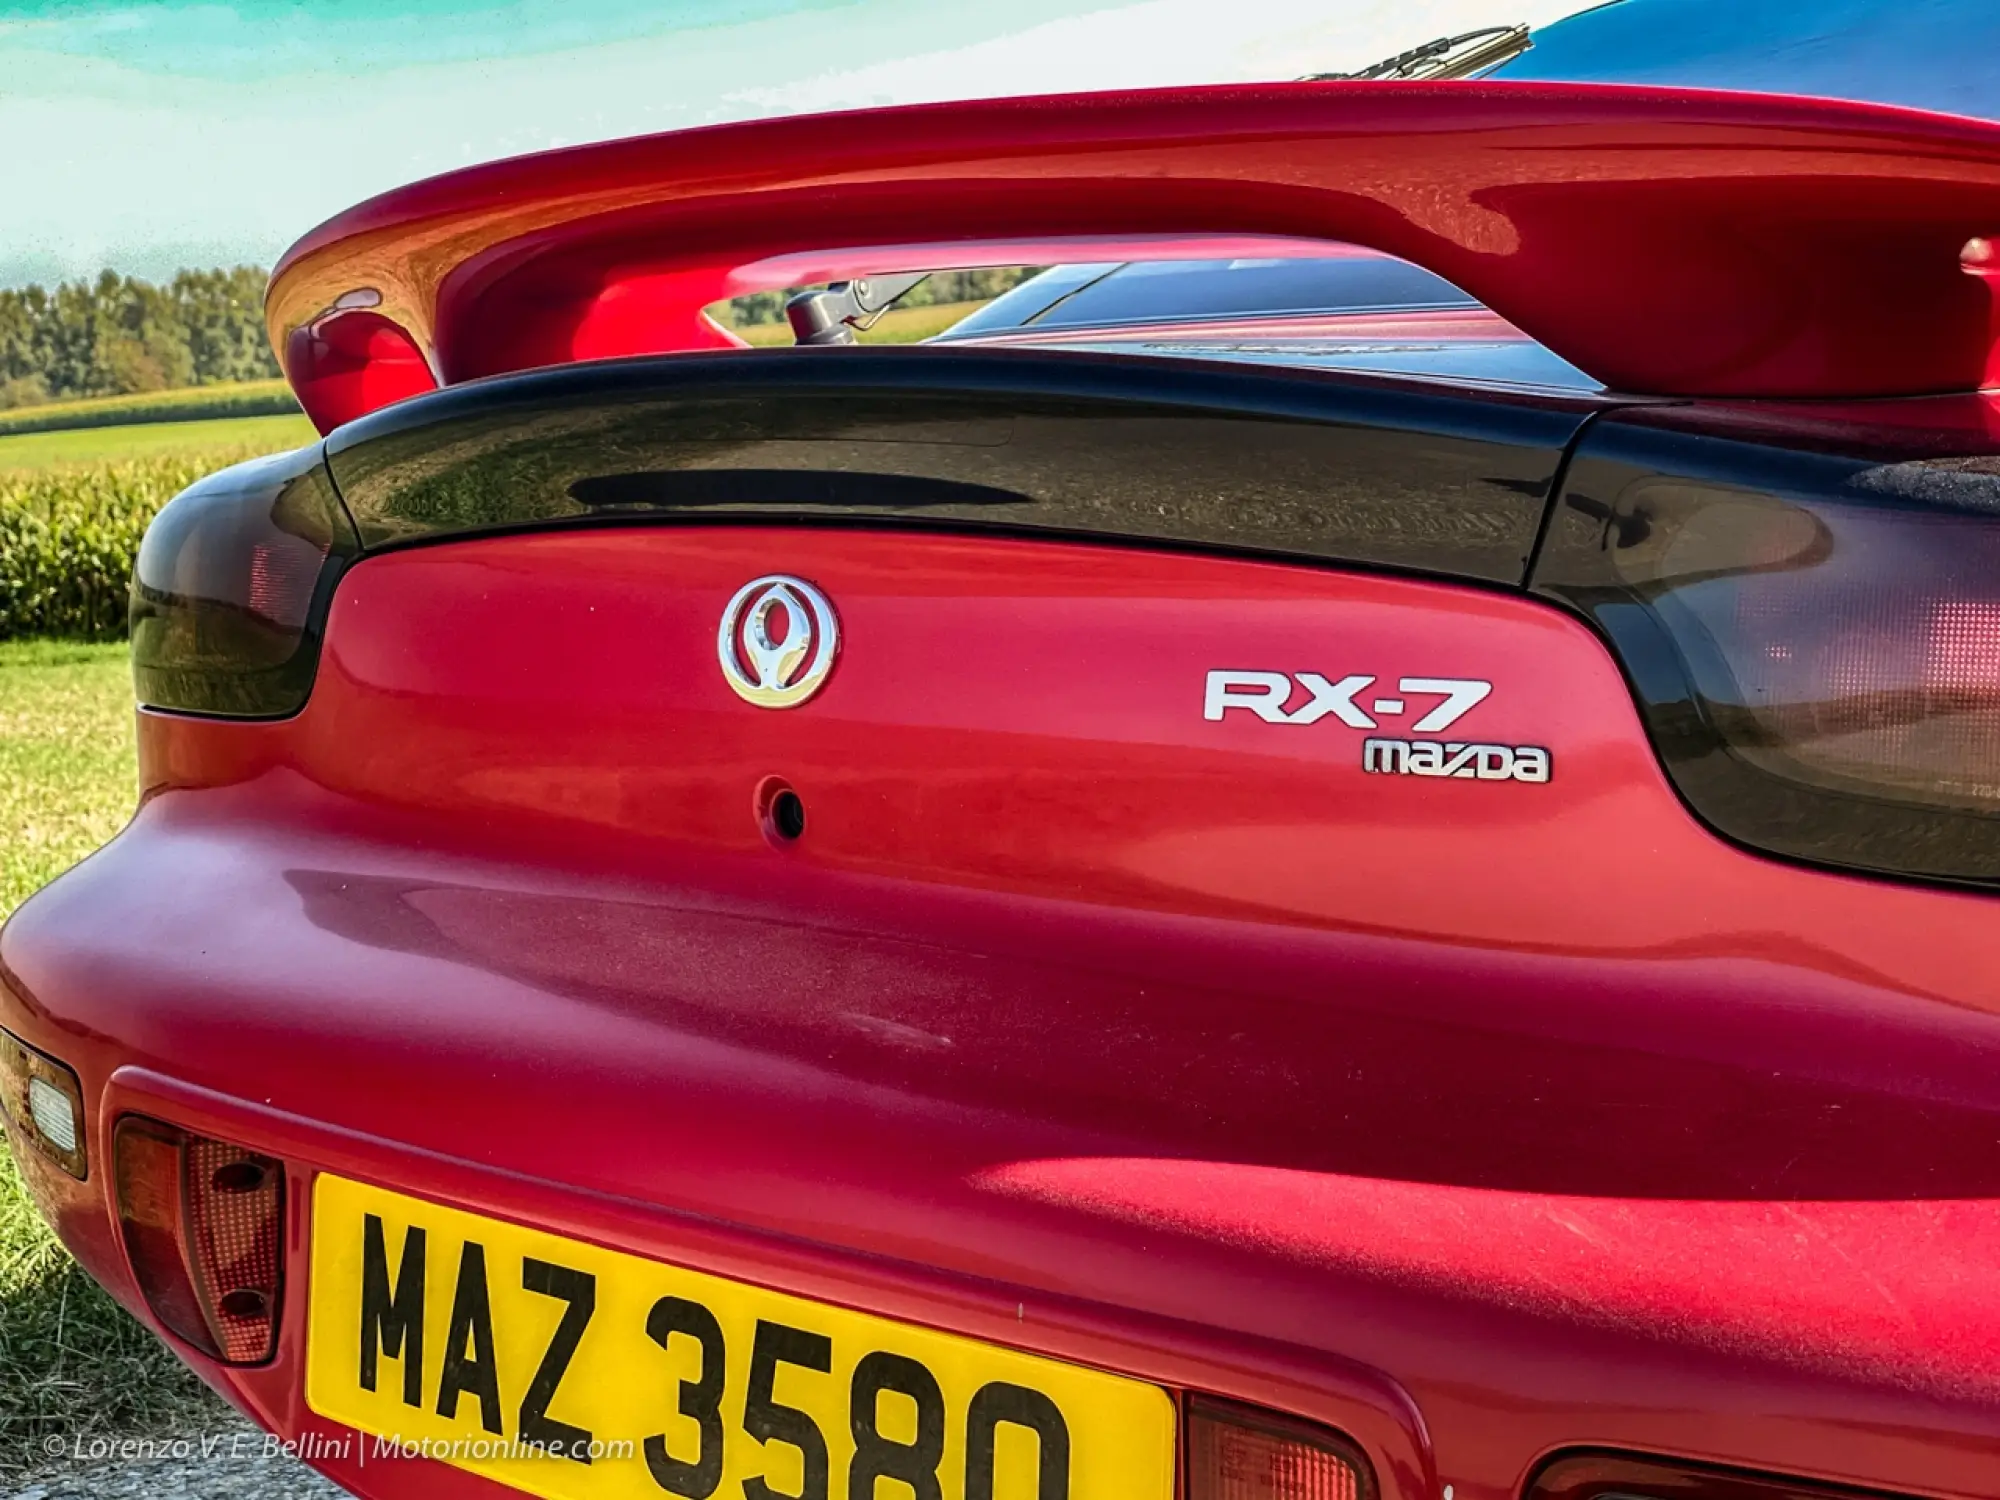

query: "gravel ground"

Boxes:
[1, 1419, 351, 1499]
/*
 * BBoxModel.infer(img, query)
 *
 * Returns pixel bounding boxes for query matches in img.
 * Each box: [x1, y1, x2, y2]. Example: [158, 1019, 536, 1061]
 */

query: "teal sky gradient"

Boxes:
[0, 0, 1586, 287]
[0, 0, 1089, 76]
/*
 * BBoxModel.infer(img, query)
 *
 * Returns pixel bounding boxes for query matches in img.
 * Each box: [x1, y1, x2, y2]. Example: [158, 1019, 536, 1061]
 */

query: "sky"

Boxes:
[0, 0, 1594, 288]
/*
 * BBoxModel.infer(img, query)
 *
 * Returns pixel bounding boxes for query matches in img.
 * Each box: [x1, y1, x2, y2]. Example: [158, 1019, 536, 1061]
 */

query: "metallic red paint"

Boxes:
[268, 82, 2000, 433]
[5, 528, 1999, 1498]
[281, 309, 440, 432]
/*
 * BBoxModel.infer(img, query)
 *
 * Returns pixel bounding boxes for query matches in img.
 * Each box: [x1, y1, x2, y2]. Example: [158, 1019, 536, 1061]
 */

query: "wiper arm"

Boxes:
[1303, 24, 1532, 82]
[785, 273, 931, 346]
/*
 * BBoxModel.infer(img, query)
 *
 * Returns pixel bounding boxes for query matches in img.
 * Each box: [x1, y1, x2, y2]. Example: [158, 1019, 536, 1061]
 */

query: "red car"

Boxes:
[5, 81, 2000, 1500]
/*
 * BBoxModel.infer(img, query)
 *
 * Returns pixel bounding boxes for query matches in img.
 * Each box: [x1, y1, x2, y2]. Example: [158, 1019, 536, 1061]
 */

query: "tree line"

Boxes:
[0, 268, 281, 410]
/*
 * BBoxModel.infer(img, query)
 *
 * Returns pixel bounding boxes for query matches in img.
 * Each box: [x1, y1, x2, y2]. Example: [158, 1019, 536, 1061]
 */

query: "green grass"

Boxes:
[0, 641, 136, 912]
[0, 413, 316, 474]
[0, 379, 300, 438]
[0, 640, 221, 1478]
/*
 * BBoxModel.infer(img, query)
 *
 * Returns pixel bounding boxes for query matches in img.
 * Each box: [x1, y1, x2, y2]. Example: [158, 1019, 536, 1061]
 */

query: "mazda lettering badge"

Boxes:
[717, 575, 840, 708]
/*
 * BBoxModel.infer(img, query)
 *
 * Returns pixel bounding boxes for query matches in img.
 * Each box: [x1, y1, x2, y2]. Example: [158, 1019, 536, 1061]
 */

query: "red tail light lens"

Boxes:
[1530, 1449, 1917, 1500]
[113, 1117, 284, 1364]
[1187, 1399, 1371, 1500]
[1537, 425, 2000, 887]
[130, 445, 356, 718]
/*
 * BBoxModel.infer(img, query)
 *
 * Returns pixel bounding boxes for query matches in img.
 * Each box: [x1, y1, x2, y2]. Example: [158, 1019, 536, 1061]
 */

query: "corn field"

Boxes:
[0, 449, 269, 639]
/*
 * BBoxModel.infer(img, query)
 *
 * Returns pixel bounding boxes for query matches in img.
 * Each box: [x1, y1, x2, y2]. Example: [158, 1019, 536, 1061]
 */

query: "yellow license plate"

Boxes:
[306, 1175, 1176, 1500]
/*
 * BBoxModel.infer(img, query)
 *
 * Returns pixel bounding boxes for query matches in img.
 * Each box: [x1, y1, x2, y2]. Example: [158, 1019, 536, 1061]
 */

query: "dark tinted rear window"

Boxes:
[1022, 256, 1475, 330]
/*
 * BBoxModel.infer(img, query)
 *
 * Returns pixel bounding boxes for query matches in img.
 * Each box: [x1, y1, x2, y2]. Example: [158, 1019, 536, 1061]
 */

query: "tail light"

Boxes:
[114, 1116, 285, 1364]
[1530, 1450, 1918, 1500]
[0, 1028, 87, 1179]
[130, 445, 357, 718]
[1535, 426, 2000, 887]
[1187, 1399, 1371, 1500]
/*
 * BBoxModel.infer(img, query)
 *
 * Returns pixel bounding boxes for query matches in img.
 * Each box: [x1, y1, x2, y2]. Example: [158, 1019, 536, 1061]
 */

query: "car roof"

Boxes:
[1488, 0, 2000, 120]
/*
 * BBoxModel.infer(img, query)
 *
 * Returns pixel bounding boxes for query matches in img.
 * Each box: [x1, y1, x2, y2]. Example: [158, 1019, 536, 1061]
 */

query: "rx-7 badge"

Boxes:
[1203, 670, 1551, 783]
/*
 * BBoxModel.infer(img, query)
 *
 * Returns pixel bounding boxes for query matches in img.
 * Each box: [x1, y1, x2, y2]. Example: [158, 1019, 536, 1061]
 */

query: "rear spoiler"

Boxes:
[268, 81, 2000, 434]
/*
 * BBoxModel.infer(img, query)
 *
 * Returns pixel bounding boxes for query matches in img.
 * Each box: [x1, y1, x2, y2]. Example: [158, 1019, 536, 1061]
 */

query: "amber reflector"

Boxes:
[114, 1116, 284, 1365]
[1188, 1398, 1371, 1500]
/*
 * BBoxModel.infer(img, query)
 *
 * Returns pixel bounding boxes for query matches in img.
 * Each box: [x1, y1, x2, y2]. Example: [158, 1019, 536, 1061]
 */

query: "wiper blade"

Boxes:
[1303, 24, 1532, 82]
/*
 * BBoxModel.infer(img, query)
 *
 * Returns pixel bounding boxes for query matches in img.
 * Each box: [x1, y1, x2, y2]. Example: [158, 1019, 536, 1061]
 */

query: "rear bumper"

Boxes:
[44, 1064, 1428, 1500]
[7, 772, 2000, 1499]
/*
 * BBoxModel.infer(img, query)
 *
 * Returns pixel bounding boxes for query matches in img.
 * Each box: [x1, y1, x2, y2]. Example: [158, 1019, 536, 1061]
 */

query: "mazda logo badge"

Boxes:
[717, 575, 840, 708]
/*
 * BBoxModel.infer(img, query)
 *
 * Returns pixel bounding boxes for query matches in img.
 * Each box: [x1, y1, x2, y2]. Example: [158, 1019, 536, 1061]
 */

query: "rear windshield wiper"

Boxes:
[1303, 24, 1532, 81]
[785, 273, 931, 346]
